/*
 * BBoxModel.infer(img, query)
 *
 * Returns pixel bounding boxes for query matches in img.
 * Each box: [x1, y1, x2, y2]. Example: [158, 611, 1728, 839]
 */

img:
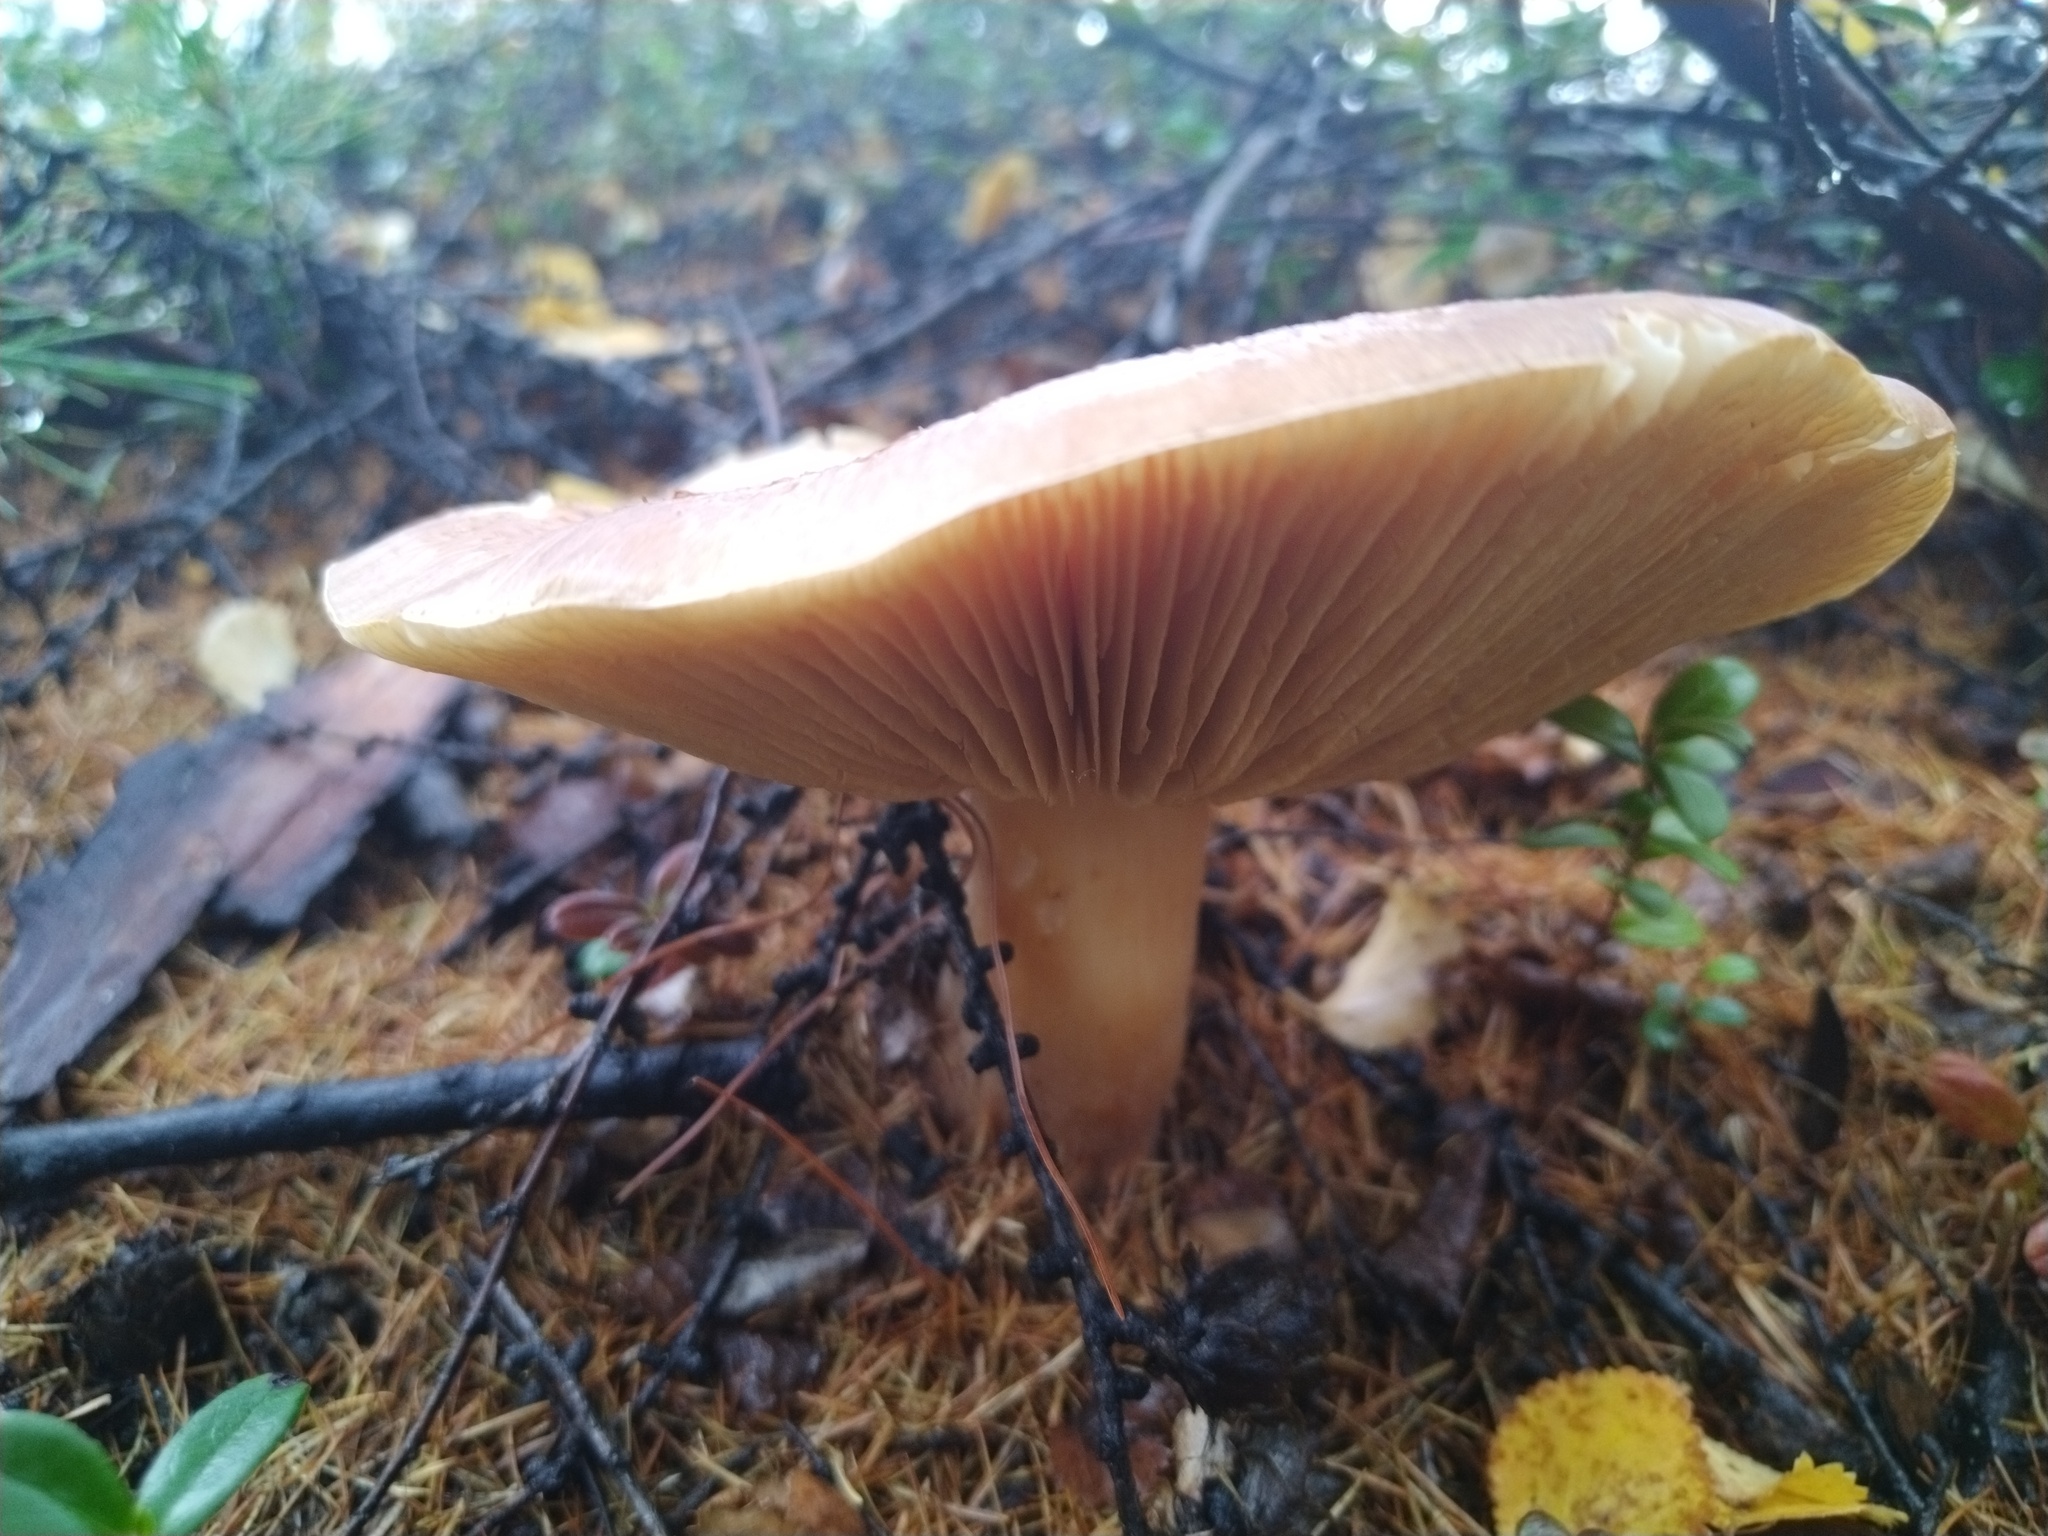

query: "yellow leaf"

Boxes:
[1356, 216, 1451, 311]
[1488, 1368, 1719, 1536]
[1720, 1453, 1906, 1529]
[529, 316, 676, 361]
[541, 473, 625, 507]
[1702, 1436, 1782, 1507]
[510, 243, 680, 358]
[1839, 8, 1880, 57]
[957, 150, 1039, 245]
[512, 243, 606, 303]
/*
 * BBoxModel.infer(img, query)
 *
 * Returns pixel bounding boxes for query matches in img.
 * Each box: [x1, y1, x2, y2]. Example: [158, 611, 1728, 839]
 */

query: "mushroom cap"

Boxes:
[325, 292, 1952, 805]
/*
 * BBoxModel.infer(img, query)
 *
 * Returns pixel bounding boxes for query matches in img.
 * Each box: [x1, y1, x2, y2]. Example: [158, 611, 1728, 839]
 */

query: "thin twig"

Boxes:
[464, 1259, 669, 1536]
[696, 1080, 950, 1292]
[1913, 60, 2048, 193]
[726, 295, 784, 447]
[614, 914, 927, 1199]
[337, 772, 733, 1536]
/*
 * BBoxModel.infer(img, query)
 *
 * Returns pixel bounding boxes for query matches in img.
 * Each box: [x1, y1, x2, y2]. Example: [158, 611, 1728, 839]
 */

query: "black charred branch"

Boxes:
[0, 1038, 786, 1203]
[877, 802, 1155, 1536]
[1655, 0, 2045, 331]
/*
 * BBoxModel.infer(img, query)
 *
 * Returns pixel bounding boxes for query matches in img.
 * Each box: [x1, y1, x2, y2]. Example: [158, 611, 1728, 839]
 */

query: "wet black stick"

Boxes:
[0, 1039, 774, 1202]
[882, 802, 1152, 1536]
[462, 1258, 668, 1536]
[630, 1141, 777, 1410]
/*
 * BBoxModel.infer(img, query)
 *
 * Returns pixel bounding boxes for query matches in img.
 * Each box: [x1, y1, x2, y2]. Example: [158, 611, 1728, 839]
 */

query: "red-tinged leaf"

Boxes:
[541, 889, 639, 941]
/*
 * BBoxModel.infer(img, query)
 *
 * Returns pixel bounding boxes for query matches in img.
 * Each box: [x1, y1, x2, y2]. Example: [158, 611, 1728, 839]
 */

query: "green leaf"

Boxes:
[0, 1411, 145, 1536]
[1546, 695, 1642, 763]
[1651, 658, 1760, 746]
[1655, 735, 1743, 776]
[1640, 808, 1743, 882]
[1979, 351, 2045, 423]
[1699, 953, 1760, 986]
[1652, 762, 1731, 841]
[135, 1378, 306, 1536]
[1613, 897, 1705, 949]
[1520, 820, 1625, 851]
[1689, 994, 1750, 1027]
[1614, 789, 1659, 829]
[574, 938, 632, 983]
[1640, 1000, 1686, 1051]
[1621, 878, 1677, 916]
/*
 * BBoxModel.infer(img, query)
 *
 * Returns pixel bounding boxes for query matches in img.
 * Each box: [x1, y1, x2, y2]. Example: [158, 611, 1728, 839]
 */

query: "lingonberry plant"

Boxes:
[0, 1375, 306, 1536]
[1523, 657, 1763, 1050]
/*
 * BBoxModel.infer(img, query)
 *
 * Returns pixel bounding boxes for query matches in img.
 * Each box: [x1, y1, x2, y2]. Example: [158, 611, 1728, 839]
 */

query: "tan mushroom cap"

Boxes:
[325, 292, 1952, 803]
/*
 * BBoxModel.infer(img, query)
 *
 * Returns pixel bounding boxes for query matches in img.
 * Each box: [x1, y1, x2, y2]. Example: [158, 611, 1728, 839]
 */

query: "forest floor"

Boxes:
[4, 424, 2045, 1535]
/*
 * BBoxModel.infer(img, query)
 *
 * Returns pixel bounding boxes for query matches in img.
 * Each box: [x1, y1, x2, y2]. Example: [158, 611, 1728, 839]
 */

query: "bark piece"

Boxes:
[1, 654, 462, 1103]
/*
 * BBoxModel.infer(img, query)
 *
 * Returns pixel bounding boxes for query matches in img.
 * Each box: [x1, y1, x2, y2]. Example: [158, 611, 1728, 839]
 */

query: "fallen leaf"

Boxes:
[1489, 1367, 1906, 1535]
[1380, 1104, 1496, 1319]
[715, 1228, 870, 1319]
[1488, 1367, 1718, 1536]
[1920, 1050, 2030, 1147]
[512, 241, 679, 359]
[1178, 1170, 1298, 1266]
[541, 471, 626, 507]
[957, 149, 1039, 245]
[1173, 1406, 1232, 1500]
[194, 597, 298, 711]
[1312, 880, 1462, 1051]
[1357, 216, 1450, 311]
[1469, 223, 1556, 298]
[697, 1468, 863, 1535]
[1751, 1458, 1896, 1526]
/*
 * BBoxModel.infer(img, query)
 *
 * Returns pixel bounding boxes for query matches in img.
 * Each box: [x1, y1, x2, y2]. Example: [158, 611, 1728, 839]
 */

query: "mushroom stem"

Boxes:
[963, 791, 1212, 1186]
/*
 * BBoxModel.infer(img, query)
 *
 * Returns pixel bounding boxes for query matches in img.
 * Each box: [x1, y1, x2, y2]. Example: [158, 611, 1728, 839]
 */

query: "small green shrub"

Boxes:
[1523, 658, 1762, 1050]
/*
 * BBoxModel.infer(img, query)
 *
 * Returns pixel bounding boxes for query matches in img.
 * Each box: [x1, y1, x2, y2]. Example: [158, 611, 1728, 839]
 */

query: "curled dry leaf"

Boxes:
[1920, 1050, 2031, 1148]
[194, 597, 298, 711]
[1312, 880, 1462, 1052]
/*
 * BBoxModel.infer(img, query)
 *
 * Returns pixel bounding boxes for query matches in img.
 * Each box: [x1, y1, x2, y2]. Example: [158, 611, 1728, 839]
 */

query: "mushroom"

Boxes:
[324, 292, 1953, 1183]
